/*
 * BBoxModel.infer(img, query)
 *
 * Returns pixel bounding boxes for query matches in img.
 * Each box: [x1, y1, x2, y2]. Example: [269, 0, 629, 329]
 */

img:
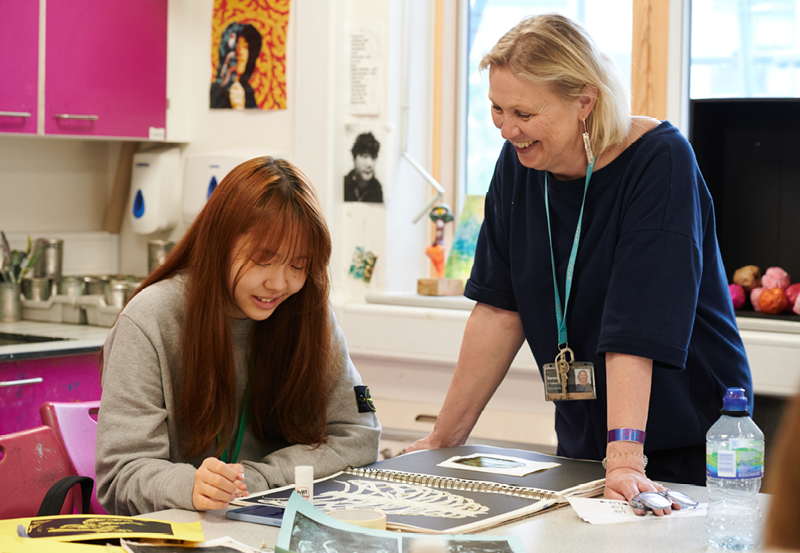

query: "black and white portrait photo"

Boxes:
[343, 124, 388, 203]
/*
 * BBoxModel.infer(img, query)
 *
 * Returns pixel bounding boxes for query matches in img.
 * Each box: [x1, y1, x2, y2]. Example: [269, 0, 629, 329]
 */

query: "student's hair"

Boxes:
[764, 392, 800, 549]
[479, 13, 630, 156]
[120, 157, 333, 457]
[351, 132, 380, 159]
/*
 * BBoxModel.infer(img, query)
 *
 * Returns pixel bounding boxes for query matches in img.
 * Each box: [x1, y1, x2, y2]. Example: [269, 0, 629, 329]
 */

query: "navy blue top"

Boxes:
[465, 121, 753, 463]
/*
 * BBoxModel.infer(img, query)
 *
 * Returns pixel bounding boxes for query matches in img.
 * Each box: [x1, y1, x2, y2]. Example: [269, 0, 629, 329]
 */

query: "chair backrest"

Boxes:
[40, 401, 106, 515]
[0, 425, 75, 519]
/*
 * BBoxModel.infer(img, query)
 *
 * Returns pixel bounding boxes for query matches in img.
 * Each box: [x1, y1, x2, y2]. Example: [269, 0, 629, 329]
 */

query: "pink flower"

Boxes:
[751, 288, 764, 312]
[786, 283, 800, 313]
[762, 267, 790, 290]
[729, 284, 746, 309]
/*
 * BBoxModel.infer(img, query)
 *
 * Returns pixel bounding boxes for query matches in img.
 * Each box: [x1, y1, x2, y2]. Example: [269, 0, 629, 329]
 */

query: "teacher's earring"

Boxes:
[582, 118, 594, 165]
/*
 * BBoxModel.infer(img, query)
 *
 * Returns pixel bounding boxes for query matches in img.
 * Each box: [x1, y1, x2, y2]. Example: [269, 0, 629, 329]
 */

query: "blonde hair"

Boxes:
[479, 13, 630, 156]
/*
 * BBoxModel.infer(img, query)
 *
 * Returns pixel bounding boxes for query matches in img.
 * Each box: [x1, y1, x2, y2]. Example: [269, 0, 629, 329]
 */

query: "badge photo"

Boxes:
[543, 361, 596, 401]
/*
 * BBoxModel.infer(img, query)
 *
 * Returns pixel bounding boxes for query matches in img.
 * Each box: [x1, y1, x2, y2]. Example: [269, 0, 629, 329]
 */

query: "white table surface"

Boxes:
[0, 320, 108, 360]
[142, 482, 771, 552]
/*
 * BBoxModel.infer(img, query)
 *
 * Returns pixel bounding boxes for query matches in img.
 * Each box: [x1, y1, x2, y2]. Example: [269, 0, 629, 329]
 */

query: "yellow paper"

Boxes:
[0, 535, 124, 552]
[0, 515, 204, 543]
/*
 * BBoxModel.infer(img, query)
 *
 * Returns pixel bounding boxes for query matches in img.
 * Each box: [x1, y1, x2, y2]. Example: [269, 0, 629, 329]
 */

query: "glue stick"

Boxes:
[295, 465, 314, 502]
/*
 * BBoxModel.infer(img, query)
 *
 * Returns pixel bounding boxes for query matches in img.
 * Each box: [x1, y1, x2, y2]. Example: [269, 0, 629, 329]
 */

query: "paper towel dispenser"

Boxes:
[182, 149, 285, 225]
[129, 146, 182, 235]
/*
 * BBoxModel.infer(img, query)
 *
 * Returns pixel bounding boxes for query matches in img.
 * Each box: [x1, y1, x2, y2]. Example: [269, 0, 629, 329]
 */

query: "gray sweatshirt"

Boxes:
[95, 275, 381, 516]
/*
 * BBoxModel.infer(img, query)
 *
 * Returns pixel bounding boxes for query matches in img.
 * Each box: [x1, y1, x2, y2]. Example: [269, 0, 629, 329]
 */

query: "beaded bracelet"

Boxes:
[607, 428, 646, 445]
[601, 452, 649, 470]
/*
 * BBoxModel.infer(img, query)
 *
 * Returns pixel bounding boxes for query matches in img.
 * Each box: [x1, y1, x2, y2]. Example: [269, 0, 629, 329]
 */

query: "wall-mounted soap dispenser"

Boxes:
[182, 149, 286, 225]
[129, 146, 182, 235]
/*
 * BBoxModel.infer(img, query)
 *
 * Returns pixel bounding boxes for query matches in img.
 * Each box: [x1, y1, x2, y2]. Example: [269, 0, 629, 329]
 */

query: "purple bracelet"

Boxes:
[607, 428, 646, 444]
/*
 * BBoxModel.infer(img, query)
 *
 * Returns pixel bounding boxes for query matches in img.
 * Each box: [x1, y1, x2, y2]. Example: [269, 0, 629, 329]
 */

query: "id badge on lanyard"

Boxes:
[543, 347, 596, 401]
[543, 161, 596, 402]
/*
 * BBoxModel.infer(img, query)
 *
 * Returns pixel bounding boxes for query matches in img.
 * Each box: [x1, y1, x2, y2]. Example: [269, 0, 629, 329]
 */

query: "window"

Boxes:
[463, 1, 634, 197]
[690, 0, 800, 98]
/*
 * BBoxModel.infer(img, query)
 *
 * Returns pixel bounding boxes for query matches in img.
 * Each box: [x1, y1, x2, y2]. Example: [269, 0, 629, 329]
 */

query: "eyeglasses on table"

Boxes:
[629, 489, 698, 512]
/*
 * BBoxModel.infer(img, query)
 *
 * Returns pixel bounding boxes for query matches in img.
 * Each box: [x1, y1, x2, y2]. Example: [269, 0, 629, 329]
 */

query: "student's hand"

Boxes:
[192, 458, 248, 511]
[604, 467, 676, 517]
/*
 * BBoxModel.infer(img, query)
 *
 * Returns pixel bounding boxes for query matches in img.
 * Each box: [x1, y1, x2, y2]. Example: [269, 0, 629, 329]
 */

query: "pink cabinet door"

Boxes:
[44, 0, 167, 138]
[0, 352, 102, 435]
[0, 1, 39, 135]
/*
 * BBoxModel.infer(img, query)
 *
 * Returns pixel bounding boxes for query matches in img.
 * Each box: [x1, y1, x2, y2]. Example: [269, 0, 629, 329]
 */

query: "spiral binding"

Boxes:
[344, 467, 557, 500]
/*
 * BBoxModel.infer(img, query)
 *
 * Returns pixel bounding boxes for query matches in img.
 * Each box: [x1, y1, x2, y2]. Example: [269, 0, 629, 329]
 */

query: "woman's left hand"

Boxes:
[604, 467, 677, 516]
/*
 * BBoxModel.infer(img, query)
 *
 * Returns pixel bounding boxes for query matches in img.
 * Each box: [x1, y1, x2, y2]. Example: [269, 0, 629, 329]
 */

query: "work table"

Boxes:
[143, 482, 771, 553]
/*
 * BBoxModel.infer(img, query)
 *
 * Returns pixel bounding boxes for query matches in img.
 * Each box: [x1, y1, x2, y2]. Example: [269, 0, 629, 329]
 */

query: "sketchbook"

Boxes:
[233, 444, 605, 534]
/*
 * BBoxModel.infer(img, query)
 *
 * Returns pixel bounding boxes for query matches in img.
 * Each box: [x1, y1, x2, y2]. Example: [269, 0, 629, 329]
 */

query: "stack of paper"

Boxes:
[568, 497, 707, 524]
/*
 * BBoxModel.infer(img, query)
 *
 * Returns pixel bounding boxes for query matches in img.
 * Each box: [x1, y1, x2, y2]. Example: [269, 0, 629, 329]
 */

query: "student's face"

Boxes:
[488, 66, 587, 180]
[354, 154, 376, 182]
[228, 232, 308, 320]
[578, 370, 588, 385]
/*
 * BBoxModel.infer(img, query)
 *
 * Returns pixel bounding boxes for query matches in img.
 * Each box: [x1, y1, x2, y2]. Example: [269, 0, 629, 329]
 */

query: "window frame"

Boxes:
[437, 0, 673, 271]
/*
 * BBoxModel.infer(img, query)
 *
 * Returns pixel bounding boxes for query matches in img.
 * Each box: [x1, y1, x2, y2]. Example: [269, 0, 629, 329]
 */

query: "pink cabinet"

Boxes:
[44, 0, 167, 139]
[0, 352, 102, 435]
[0, 1, 39, 135]
[0, 0, 167, 139]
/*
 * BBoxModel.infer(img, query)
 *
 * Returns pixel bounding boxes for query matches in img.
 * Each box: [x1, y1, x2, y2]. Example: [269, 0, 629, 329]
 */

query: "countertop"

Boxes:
[0, 320, 109, 362]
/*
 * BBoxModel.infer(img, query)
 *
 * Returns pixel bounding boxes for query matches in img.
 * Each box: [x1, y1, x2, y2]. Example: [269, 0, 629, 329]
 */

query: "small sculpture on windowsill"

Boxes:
[418, 204, 464, 296]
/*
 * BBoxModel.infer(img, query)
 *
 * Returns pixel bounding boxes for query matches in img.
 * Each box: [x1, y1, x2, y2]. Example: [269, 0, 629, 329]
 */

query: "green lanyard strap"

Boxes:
[544, 158, 595, 348]
[220, 384, 250, 464]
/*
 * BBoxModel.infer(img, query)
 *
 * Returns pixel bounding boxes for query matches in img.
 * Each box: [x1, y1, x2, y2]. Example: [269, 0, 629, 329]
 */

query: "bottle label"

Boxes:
[706, 439, 764, 479]
[296, 486, 310, 498]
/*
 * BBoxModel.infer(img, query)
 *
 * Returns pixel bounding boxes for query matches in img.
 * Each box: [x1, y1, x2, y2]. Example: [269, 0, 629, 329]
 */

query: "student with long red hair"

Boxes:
[95, 157, 381, 516]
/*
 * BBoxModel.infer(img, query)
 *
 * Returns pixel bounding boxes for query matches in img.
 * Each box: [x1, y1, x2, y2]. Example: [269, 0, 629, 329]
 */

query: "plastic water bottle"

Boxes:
[706, 387, 764, 551]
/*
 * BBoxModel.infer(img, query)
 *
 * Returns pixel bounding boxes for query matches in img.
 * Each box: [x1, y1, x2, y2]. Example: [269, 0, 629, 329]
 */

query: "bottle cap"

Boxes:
[722, 387, 748, 411]
[295, 465, 314, 481]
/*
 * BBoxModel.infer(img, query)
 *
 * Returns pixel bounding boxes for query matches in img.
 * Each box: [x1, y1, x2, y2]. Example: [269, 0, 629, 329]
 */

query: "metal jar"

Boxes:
[33, 238, 64, 279]
[148, 240, 177, 274]
[104, 280, 131, 309]
[0, 282, 22, 322]
[84, 276, 109, 296]
[57, 276, 85, 298]
[22, 277, 53, 301]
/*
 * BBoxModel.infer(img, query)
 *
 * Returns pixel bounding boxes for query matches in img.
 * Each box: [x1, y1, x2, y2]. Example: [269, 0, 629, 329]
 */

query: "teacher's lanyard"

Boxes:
[220, 383, 250, 464]
[544, 158, 595, 349]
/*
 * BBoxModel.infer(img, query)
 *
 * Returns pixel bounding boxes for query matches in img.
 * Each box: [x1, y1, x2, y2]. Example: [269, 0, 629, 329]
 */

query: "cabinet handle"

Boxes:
[55, 114, 99, 121]
[0, 111, 32, 118]
[0, 377, 44, 388]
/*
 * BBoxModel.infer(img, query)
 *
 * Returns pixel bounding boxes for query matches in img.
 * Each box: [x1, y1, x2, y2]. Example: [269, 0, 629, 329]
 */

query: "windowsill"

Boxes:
[736, 314, 800, 335]
[365, 292, 475, 311]
[365, 293, 800, 335]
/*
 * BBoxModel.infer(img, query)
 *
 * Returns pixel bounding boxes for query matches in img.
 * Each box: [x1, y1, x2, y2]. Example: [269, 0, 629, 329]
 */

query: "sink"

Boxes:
[0, 332, 71, 347]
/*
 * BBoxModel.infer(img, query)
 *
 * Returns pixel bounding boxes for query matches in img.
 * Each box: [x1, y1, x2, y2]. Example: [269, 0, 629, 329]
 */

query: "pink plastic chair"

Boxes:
[0, 425, 75, 519]
[40, 401, 106, 514]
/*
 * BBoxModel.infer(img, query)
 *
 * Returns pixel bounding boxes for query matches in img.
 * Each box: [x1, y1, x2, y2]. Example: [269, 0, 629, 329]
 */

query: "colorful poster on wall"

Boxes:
[210, 0, 289, 110]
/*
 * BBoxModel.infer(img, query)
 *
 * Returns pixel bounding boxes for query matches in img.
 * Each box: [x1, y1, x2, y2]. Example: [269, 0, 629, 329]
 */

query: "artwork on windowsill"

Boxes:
[210, 0, 289, 110]
[444, 195, 485, 282]
[418, 204, 463, 296]
[729, 264, 800, 317]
